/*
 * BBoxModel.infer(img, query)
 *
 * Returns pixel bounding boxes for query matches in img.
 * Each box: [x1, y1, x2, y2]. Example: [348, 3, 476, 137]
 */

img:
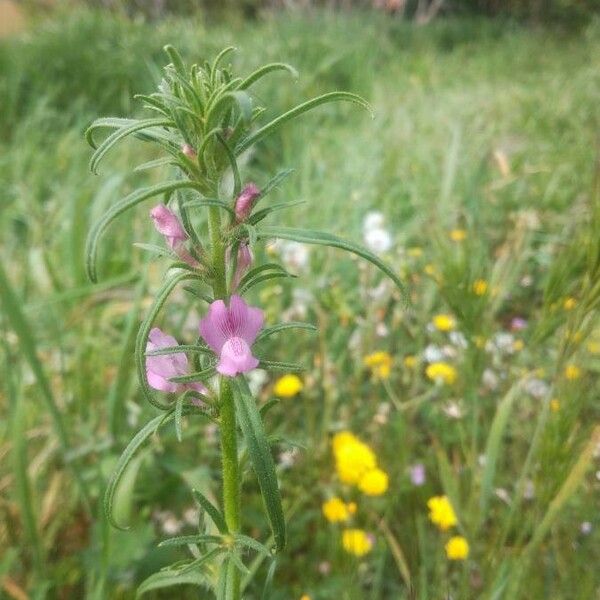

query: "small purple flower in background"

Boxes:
[145, 327, 206, 394]
[199, 295, 263, 377]
[230, 243, 253, 291]
[234, 183, 260, 222]
[150, 204, 188, 250]
[510, 317, 528, 331]
[410, 463, 426, 486]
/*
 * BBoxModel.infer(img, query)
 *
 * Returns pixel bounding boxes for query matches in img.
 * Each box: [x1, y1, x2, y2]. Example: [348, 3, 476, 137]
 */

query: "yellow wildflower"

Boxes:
[335, 438, 377, 485]
[426, 362, 457, 385]
[433, 314, 456, 332]
[513, 339, 524, 352]
[408, 246, 423, 257]
[564, 365, 581, 380]
[403, 355, 417, 368]
[332, 431, 359, 454]
[449, 229, 467, 242]
[427, 495, 458, 531]
[364, 351, 393, 379]
[563, 297, 577, 311]
[550, 399, 560, 413]
[586, 340, 600, 354]
[322, 497, 354, 523]
[273, 374, 303, 398]
[424, 263, 438, 277]
[342, 529, 373, 557]
[472, 279, 488, 296]
[445, 536, 469, 560]
[300, 596, 311, 600]
[358, 468, 389, 496]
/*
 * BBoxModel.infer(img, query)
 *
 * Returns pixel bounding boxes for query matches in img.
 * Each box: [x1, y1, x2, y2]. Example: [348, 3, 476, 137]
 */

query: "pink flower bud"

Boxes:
[150, 204, 188, 250]
[231, 243, 253, 291]
[234, 183, 260, 222]
[181, 144, 197, 160]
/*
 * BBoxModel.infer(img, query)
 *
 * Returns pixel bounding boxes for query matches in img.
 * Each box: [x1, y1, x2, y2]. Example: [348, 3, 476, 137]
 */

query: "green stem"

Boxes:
[219, 377, 241, 599]
[207, 203, 240, 598]
[208, 206, 227, 299]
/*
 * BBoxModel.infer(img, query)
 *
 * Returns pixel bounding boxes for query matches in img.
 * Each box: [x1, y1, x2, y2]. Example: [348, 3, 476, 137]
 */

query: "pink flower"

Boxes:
[199, 295, 263, 377]
[150, 204, 188, 250]
[231, 243, 253, 291]
[234, 183, 260, 222]
[145, 327, 206, 394]
[409, 463, 426, 486]
[181, 143, 197, 160]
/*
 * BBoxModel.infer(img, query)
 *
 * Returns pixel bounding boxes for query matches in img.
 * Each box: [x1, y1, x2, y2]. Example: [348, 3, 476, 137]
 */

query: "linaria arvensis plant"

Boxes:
[85, 46, 406, 598]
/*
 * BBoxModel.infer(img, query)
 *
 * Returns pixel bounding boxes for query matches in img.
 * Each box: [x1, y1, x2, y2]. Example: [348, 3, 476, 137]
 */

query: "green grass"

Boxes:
[1, 7, 600, 599]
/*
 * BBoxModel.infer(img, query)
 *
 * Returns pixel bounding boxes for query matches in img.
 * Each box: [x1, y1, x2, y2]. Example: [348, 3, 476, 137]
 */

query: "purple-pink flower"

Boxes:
[150, 204, 188, 250]
[231, 243, 253, 291]
[234, 183, 260, 222]
[146, 327, 206, 394]
[409, 463, 426, 486]
[199, 295, 263, 377]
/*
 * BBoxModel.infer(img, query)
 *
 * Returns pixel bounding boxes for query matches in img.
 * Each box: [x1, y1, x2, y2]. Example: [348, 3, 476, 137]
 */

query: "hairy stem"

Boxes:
[208, 201, 241, 598]
[219, 377, 241, 599]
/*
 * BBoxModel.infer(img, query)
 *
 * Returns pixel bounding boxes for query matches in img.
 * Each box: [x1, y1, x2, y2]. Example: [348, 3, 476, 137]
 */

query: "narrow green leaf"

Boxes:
[249, 200, 305, 225]
[211, 46, 237, 79]
[217, 133, 241, 198]
[164, 44, 187, 75]
[238, 271, 295, 295]
[232, 378, 286, 551]
[184, 198, 236, 217]
[258, 168, 295, 199]
[235, 91, 372, 155]
[179, 547, 225, 574]
[235, 534, 272, 556]
[256, 322, 317, 343]
[0, 263, 69, 448]
[175, 394, 185, 442]
[134, 157, 176, 172]
[159, 534, 223, 547]
[192, 489, 228, 534]
[237, 263, 289, 290]
[146, 344, 212, 356]
[85, 117, 138, 148]
[89, 118, 173, 174]
[169, 366, 215, 384]
[86, 180, 201, 282]
[136, 568, 208, 598]
[479, 382, 522, 519]
[238, 63, 298, 90]
[229, 551, 250, 576]
[104, 412, 172, 530]
[260, 558, 278, 600]
[259, 399, 280, 418]
[258, 225, 407, 302]
[258, 359, 306, 372]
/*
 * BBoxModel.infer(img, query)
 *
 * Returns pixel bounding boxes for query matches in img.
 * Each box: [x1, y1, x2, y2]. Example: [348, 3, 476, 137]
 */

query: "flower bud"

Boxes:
[231, 243, 253, 291]
[234, 183, 260, 222]
[150, 204, 188, 250]
[181, 143, 197, 160]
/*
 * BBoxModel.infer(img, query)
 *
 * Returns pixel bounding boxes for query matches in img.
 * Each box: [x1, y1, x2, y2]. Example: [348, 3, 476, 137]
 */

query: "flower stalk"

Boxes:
[86, 45, 399, 598]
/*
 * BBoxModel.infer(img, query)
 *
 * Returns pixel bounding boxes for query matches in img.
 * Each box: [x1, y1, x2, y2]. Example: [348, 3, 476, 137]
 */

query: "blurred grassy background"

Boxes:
[1, 2, 600, 599]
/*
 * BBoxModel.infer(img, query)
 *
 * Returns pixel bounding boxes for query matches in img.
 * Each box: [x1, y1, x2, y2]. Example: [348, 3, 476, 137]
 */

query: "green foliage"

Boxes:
[1, 7, 599, 600]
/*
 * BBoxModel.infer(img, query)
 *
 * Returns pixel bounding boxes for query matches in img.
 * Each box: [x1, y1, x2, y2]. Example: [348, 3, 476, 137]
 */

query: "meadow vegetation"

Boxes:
[1, 7, 600, 599]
